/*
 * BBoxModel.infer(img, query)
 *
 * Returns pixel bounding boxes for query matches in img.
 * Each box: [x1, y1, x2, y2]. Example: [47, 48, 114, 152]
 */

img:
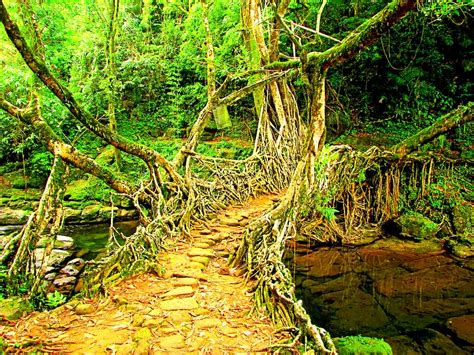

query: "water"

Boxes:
[62, 221, 138, 260]
[290, 240, 474, 354]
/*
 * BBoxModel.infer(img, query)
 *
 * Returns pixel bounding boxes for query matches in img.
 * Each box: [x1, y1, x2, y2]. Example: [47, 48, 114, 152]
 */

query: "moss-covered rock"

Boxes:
[0, 207, 32, 225]
[334, 336, 392, 355]
[0, 297, 33, 320]
[395, 212, 438, 240]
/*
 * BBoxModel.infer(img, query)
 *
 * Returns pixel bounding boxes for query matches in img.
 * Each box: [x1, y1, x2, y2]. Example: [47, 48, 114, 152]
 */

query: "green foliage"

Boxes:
[334, 335, 393, 355]
[45, 291, 67, 309]
[27, 151, 53, 185]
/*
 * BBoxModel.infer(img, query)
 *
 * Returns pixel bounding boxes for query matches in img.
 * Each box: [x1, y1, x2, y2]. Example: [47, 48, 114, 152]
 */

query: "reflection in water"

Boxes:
[290, 242, 474, 353]
[62, 220, 138, 260]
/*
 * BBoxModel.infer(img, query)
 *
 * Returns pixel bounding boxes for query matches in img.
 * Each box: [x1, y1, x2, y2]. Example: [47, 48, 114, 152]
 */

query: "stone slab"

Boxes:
[161, 286, 195, 299]
[160, 297, 199, 311]
[173, 278, 199, 287]
[188, 247, 214, 258]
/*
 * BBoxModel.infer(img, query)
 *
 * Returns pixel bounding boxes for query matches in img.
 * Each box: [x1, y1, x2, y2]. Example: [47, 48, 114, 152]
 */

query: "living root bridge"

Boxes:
[229, 142, 472, 353]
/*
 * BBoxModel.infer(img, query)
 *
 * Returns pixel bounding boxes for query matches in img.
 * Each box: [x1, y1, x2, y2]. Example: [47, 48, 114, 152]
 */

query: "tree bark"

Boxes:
[0, 98, 136, 196]
[0, 1, 181, 183]
[392, 103, 474, 157]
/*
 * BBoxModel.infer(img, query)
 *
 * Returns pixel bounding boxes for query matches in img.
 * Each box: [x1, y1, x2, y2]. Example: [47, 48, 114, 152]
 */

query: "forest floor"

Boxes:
[1, 193, 292, 353]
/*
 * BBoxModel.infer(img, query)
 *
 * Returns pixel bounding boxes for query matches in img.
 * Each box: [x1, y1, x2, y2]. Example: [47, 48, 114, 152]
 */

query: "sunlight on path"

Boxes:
[1, 193, 291, 353]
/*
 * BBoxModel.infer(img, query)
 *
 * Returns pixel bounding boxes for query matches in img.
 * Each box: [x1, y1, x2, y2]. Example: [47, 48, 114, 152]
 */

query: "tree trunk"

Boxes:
[0, 98, 136, 196]
[105, 0, 121, 169]
[392, 103, 474, 157]
[0, 2, 181, 183]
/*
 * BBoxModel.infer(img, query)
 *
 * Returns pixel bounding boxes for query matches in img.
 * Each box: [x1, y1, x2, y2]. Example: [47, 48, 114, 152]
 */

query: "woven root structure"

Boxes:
[229, 144, 467, 352]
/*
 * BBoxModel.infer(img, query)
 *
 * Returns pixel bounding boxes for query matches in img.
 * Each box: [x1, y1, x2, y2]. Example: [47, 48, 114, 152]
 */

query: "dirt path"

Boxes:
[2, 193, 291, 353]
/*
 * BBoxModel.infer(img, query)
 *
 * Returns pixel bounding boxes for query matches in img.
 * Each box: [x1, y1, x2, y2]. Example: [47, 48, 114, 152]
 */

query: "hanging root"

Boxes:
[2, 153, 67, 295]
[231, 206, 336, 353]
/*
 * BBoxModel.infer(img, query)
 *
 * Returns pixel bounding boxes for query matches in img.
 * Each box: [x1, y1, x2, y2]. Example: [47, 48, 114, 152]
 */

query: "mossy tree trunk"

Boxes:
[392, 103, 474, 157]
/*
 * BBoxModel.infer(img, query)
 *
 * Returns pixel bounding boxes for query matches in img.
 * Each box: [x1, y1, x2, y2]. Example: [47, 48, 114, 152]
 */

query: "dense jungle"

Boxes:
[0, 0, 473, 353]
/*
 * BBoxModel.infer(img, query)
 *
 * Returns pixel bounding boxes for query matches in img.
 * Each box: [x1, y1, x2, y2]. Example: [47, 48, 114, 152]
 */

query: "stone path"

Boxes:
[1, 193, 290, 353]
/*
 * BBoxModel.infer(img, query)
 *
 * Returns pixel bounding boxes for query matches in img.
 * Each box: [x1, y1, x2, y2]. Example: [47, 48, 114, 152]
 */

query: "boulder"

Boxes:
[395, 212, 438, 240]
[37, 235, 74, 250]
[33, 248, 72, 268]
[416, 328, 469, 354]
[0, 296, 33, 320]
[0, 207, 31, 225]
[53, 275, 77, 288]
[75, 303, 94, 315]
[447, 314, 474, 345]
[55, 235, 75, 250]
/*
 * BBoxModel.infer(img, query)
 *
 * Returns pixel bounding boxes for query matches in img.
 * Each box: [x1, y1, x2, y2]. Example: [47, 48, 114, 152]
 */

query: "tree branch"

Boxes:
[392, 103, 474, 157]
[0, 97, 136, 196]
[0, 1, 181, 183]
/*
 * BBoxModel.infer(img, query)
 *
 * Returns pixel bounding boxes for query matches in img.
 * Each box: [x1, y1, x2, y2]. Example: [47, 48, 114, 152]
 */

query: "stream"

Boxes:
[1, 222, 472, 353]
[290, 239, 474, 354]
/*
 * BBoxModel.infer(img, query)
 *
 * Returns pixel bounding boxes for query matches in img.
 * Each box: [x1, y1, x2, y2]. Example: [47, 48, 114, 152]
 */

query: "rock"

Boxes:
[187, 248, 214, 258]
[312, 289, 391, 335]
[159, 334, 185, 349]
[200, 229, 212, 235]
[194, 318, 222, 329]
[386, 335, 422, 355]
[334, 336, 392, 355]
[161, 286, 195, 299]
[34, 248, 72, 268]
[66, 258, 85, 271]
[303, 250, 357, 278]
[446, 239, 474, 259]
[374, 264, 474, 298]
[81, 204, 102, 219]
[132, 313, 145, 327]
[53, 276, 77, 288]
[401, 254, 453, 272]
[167, 310, 192, 324]
[59, 265, 80, 277]
[143, 318, 163, 328]
[395, 212, 438, 240]
[160, 297, 199, 311]
[75, 303, 94, 315]
[98, 206, 119, 219]
[190, 256, 210, 266]
[309, 273, 361, 295]
[173, 278, 199, 288]
[188, 261, 205, 271]
[416, 328, 469, 354]
[220, 217, 240, 226]
[173, 271, 208, 281]
[0, 207, 31, 225]
[37, 235, 74, 250]
[0, 296, 33, 320]
[193, 242, 212, 249]
[133, 327, 152, 342]
[44, 272, 57, 281]
[55, 235, 75, 250]
[63, 207, 82, 222]
[447, 314, 474, 344]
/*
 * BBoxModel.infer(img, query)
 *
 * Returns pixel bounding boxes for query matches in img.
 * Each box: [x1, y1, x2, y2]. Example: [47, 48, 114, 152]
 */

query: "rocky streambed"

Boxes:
[288, 238, 474, 354]
[0, 221, 138, 296]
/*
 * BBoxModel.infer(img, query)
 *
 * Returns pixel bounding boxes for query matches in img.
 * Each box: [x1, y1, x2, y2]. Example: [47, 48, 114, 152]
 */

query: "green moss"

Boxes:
[334, 336, 392, 355]
[396, 211, 438, 240]
[0, 297, 33, 320]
